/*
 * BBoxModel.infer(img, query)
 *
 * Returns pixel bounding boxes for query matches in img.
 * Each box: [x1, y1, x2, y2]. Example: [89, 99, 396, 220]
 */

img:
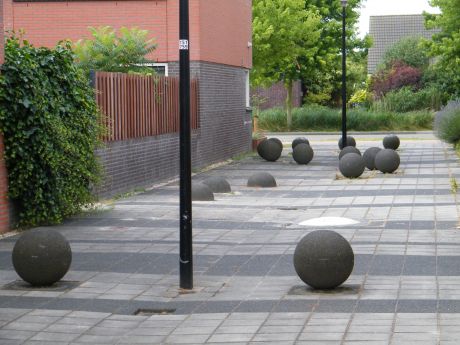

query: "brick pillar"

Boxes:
[0, 0, 11, 233]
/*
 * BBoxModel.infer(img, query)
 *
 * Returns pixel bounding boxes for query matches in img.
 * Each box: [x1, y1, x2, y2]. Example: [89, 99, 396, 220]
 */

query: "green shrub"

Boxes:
[372, 86, 443, 113]
[258, 105, 433, 132]
[73, 26, 157, 74]
[0, 35, 102, 227]
[435, 100, 460, 143]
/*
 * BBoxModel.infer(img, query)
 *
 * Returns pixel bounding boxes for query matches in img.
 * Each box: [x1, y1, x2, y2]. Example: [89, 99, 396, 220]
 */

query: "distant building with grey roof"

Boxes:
[368, 14, 439, 74]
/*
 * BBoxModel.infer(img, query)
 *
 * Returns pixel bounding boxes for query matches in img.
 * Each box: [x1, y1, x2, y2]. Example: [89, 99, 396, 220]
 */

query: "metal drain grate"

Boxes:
[134, 308, 176, 316]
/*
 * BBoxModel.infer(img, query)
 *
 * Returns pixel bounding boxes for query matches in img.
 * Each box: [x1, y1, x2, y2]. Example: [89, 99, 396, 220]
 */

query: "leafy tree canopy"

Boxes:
[424, 0, 460, 98]
[73, 26, 157, 74]
[252, 0, 322, 128]
[382, 36, 430, 69]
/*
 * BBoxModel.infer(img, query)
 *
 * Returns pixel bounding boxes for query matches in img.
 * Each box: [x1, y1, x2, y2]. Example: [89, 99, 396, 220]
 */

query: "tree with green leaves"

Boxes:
[424, 0, 460, 99]
[381, 36, 429, 69]
[302, 0, 371, 106]
[73, 26, 157, 74]
[252, 0, 321, 129]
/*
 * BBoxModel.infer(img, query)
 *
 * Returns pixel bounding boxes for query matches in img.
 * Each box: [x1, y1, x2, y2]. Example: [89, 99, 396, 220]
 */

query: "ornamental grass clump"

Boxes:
[435, 100, 460, 144]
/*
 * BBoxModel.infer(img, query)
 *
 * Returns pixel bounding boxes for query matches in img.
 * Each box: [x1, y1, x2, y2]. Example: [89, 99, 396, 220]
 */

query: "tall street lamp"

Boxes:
[341, 0, 348, 148]
[179, 0, 193, 290]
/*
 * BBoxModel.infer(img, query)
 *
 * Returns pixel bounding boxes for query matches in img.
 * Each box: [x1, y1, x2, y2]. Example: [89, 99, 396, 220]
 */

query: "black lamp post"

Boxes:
[341, 0, 348, 148]
[179, 0, 193, 290]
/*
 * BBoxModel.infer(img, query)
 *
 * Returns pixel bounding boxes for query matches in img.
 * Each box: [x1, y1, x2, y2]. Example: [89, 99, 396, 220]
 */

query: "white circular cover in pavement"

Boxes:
[299, 217, 359, 227]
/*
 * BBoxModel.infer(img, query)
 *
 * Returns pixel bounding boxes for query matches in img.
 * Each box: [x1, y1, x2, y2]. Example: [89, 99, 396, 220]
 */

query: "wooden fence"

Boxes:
[95, 72, 199, 141]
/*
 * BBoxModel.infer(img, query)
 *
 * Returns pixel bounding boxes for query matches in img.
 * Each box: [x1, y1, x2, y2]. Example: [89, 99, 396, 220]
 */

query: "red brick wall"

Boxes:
[252, 81, 303, 111]
[0, 0, 11, 233]
[10, 0, 252, 68]
[199, 0, 252, 68]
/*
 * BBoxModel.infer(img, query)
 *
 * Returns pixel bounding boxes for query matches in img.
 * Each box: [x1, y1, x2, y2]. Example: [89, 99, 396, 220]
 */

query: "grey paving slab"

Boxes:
[1, 132, 460, 343]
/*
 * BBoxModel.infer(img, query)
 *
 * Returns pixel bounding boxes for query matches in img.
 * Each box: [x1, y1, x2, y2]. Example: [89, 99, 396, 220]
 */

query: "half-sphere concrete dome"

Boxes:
[247, 172, 277, 188]
[202, 176, 231, 193]
[192, 183, 215, 201]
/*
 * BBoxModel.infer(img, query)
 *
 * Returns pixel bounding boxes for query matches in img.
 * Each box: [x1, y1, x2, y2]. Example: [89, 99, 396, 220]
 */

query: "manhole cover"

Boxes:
[134, 308, 176, 316]
[299, 217, 359, 227]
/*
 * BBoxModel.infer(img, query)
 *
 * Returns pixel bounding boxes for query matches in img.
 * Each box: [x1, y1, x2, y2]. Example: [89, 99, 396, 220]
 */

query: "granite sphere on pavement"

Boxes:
[293, 230, 354, 289]
[338, 146, 361, 160]
[257, 138, 282, 162]
[293, 143, 314, 165]
[339, 153, 365, 178]
[12, 229, 72, 286]
[375, 149, 400, 173]
[292, 137, 310, 149]
[338, 136, 356, 149]
[383, 135, 400, 150]
[363, 147, 382, 170]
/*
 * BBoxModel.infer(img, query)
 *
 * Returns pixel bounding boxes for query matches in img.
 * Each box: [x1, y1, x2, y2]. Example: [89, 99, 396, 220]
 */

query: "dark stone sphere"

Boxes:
[383, 135, 400, 150]
[375, 149, 400, 173]
[257, 138, 282, 162]
[12, 229, 72, 286]
[202, 176, 231, 193]
[192, 183, 214, 201]
[338, 146, 361, 160]
[339, 153, 365, 178]
[293, 230, 354, 289]
[292, 137, 310, 149]
[363, 147, 382, 170]
[247, 172, 277, 188]
[293, 143, 314, 165]
[269, 137, 283, 150]
[338, 136, 356, 149]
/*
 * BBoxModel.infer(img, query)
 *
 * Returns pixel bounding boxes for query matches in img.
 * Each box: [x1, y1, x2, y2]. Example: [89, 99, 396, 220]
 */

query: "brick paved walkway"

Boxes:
[0, 132, 459, 344]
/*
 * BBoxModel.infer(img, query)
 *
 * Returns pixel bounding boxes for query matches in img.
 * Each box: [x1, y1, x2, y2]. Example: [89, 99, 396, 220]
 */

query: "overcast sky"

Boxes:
[358, 0, 441, 37]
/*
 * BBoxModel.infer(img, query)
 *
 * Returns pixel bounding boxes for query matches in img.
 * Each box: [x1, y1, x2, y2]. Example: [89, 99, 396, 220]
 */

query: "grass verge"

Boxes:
[258, 105, 433, 132]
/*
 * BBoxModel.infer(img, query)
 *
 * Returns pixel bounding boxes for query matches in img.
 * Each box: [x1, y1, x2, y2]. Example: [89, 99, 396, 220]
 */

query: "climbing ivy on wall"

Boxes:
[0, 35, 102, 227]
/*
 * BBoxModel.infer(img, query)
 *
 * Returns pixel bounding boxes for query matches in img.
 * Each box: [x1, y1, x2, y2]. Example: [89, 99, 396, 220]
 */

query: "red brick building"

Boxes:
[0, 1, 10, 233]
[0, 0, 253, 201]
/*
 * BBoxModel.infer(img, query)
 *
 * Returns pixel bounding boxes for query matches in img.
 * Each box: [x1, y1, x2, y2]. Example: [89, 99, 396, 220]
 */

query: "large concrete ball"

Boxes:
[339, 153, 365, 178]
[269, 137, 283, 150]
[247, 172, 277, 188]
[338, 146, 361, 160]
[338, 136, 356, 149]
[293, 143, 314, 165]
[12, 229, 72, 286]
[202, 176, 231, 193]
[257, 138, 282, 162]
[256, 138, 268, 157]
[383, 135, 400, 150]
[292, 137, 310, 149]
[293, 230, 354, 289]
[375, 149, 400, 174]
[363, 147, 382, 170]
[192, 183, 215, 201]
